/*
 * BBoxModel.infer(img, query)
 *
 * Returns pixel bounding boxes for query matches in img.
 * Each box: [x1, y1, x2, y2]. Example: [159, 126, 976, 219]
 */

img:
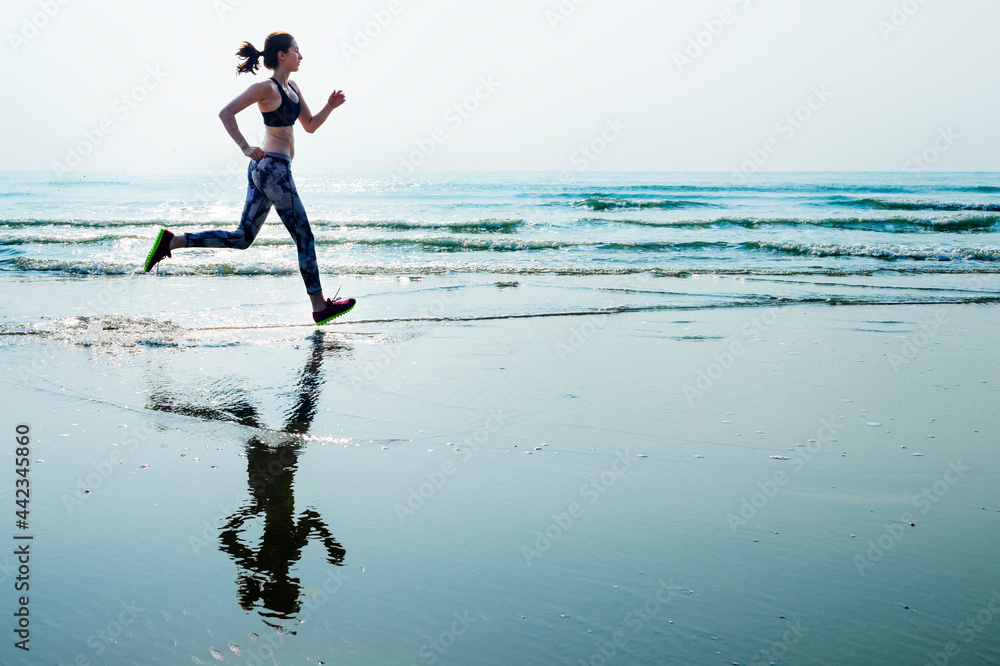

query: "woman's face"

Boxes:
[279, 40, 302, 72]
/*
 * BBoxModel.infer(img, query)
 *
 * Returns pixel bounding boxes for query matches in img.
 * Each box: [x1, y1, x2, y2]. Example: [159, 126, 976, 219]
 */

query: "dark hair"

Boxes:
[235, 32, 295, 75]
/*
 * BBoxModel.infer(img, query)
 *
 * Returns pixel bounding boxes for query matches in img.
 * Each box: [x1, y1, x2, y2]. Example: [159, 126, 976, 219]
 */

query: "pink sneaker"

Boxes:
[313, 297, 356, 325]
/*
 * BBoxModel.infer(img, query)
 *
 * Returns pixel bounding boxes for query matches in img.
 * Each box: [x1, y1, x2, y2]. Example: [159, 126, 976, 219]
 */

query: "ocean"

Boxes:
[2, 170, 999, 311]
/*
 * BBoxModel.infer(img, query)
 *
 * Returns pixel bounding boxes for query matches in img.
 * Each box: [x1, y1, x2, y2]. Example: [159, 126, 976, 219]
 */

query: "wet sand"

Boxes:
[2, 273, 999, 665]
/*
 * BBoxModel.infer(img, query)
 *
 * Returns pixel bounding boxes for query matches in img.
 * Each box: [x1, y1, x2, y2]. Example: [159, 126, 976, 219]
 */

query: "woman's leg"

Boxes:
[254, 159, 324, 302]
[184, 161, 272, 250]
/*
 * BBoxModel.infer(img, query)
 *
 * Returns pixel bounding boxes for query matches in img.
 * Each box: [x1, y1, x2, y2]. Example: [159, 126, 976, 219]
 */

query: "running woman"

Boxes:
[144, 31, 356, 325]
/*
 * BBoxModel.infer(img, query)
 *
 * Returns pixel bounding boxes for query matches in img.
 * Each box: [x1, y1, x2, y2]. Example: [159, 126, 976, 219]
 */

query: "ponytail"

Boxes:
[235, 41, 262, 75]
[234, 32, 295, 75]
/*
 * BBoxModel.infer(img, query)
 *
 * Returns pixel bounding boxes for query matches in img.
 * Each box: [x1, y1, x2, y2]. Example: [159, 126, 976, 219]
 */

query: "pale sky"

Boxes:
[5, 0, 999, 173]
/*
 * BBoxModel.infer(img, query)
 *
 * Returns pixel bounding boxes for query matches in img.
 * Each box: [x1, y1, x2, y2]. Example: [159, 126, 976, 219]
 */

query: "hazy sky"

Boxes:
[5, 0, 999, 173]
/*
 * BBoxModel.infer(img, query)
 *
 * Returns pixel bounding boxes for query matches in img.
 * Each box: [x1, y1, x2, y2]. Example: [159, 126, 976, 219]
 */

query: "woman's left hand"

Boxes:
[328, 90, 346, 109]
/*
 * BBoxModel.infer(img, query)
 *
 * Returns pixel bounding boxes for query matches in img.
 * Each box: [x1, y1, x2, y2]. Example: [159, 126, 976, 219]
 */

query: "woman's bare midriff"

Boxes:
[262, 125, 295, 159]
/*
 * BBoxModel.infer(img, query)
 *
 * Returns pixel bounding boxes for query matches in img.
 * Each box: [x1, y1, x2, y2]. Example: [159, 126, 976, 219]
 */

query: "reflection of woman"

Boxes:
[144, 31, 356, 325]
[220, 437, 346, 626]
[147, 330, 348, 627]
[220, 333, 347, 626]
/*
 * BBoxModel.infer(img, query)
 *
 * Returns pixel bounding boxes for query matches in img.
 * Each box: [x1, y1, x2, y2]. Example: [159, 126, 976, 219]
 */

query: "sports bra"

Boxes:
[261, 78, 301, 127]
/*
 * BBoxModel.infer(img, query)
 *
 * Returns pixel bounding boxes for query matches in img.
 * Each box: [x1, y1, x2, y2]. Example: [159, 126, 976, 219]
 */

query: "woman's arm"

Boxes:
[219, 82, 271, 159]
[294, 83, 346, 134]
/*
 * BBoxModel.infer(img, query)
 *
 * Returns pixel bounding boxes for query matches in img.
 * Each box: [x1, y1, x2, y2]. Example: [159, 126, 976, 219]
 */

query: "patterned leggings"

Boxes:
[185, 155, 322, 294]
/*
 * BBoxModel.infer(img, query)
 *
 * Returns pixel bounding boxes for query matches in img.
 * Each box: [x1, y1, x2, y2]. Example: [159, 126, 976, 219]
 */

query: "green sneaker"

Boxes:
[144, 229, 174, 272]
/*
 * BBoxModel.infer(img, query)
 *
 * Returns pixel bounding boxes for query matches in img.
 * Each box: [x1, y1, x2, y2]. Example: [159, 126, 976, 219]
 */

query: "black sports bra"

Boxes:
[261, 78, 301, 127]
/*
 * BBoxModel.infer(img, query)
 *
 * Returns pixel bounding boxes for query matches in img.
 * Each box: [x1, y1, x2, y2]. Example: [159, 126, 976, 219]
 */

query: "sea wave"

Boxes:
[352, 218, 525, 233]
[6, 215, 999, 248]
[304, 237, 567, 252]
[573, 197, 717, 211]
[1, 234, 136, 245]
[4, 257, 302, 276]
[748, 241, 1000, 262]
[598, 215, 1000, 233]
[0, 217, 527, 233]
[6, 254, 1000, 279]
[830, 197, 1000, 212]
[5, 235, 1000, 262]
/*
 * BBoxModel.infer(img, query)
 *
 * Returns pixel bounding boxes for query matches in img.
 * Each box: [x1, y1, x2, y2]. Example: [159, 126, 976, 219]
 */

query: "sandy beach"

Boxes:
[2, 269, 998, 665]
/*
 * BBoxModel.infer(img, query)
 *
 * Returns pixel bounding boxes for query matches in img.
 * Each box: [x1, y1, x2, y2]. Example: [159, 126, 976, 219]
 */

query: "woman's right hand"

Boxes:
[243, 145, 266, 160]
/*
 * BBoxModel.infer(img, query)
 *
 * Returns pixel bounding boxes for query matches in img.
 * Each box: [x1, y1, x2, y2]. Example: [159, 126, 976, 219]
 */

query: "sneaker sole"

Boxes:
[314, 300, 356, 326]
[144, 229, 169, 273]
